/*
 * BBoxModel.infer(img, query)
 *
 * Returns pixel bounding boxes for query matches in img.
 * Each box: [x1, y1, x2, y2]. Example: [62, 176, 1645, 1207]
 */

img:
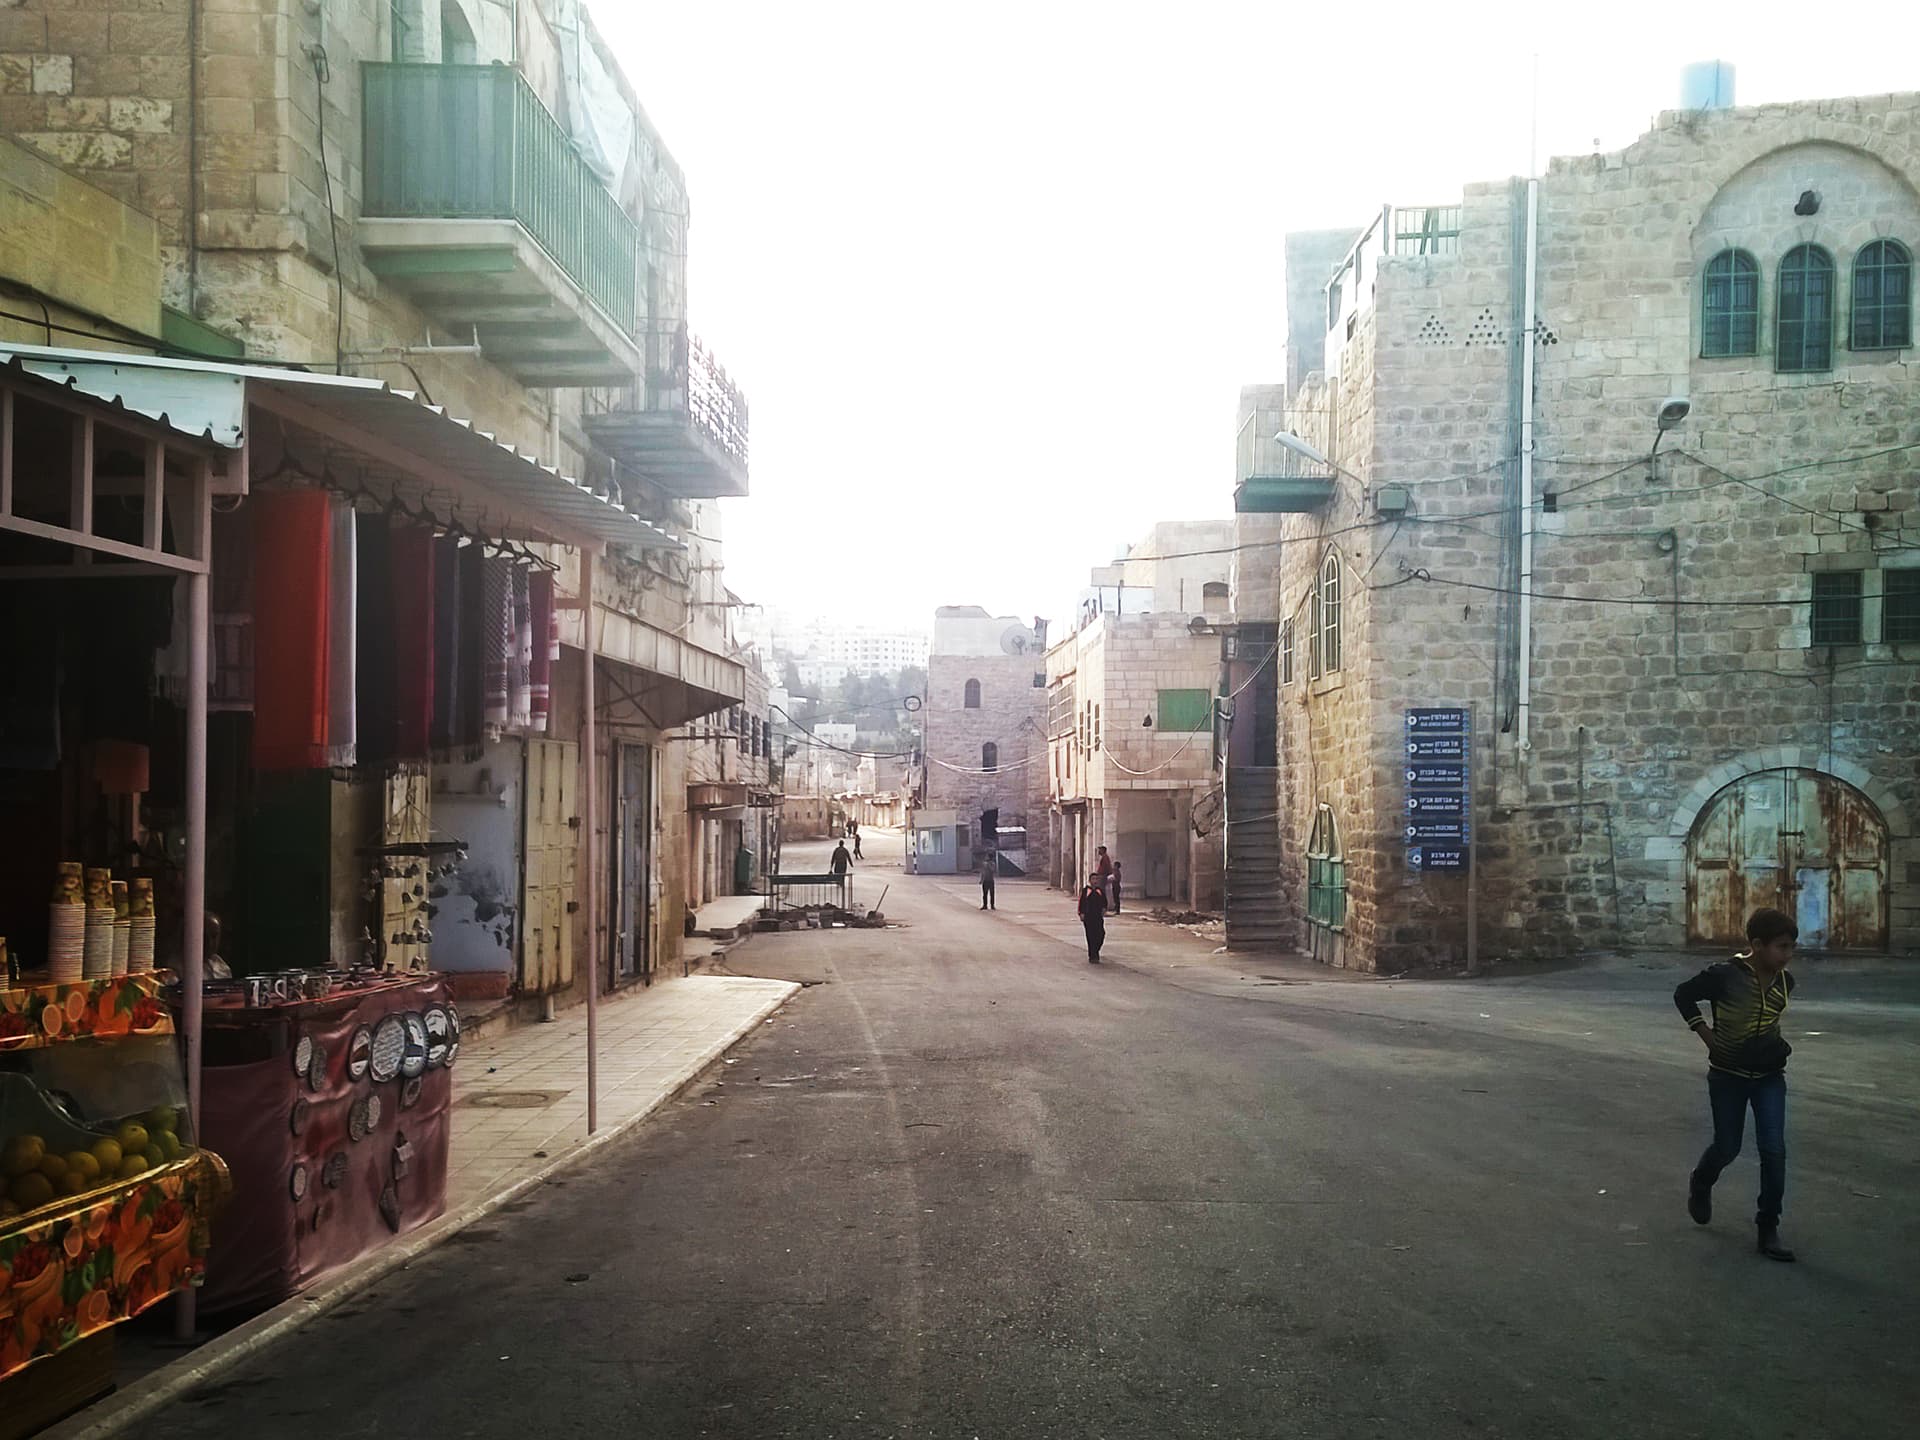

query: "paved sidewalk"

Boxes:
[448, 973, 796, 1210]
[47, 969, 800, 1440]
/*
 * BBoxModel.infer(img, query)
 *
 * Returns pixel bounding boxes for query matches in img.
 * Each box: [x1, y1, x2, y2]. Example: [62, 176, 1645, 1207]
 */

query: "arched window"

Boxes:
[1776, 244, 1835, 372]
[1202, 580, 1230, 606]
[1309, 549, 1342, 676]
[1700, 249, 1759, 357]
[1851, 239, 1912, 351]
[963, 678, 981, 709]
[982, 742, 998, 772]
[1306, 803, 1346, 929]
[440, 1, 478, 63]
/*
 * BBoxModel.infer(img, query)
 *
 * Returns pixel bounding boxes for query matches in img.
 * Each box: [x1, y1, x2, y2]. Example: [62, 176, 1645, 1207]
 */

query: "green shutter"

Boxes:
[1156, 688, 1211, 732]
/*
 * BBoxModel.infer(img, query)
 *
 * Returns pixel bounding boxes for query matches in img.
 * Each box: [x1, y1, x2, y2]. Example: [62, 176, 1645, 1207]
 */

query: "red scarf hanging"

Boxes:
[251, 491, 332, 770]
[390, 526, 436, 758]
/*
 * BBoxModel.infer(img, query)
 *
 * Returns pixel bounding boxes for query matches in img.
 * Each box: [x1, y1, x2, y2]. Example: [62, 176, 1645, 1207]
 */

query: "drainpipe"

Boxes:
[582, 549, 598, 1133]
[1515, 178, 1539, 759]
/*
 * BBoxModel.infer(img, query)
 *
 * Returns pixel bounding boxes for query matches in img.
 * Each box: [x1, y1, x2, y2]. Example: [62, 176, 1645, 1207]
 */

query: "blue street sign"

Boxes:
[1408, 846, 1468, 873]
[1406, 790, 1467, 816]
[1405, 762, 1468, 788]
[1405, 818, 1469, 843]
[1407, 707, 1468, 734]
[1407, 735, 1467, 759]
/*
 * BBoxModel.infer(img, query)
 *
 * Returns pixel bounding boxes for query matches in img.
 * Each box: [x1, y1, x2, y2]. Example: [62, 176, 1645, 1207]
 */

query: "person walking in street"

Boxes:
[829, 837, 852, 906]
[1674, 907, 1800, 1262]
[851, 821, 863, 860]
[1078, 871, 1108, 963]
[978, 851, 996, 910]
[1094, 846, 1113, 904]
[1108, 858, 1123, 913]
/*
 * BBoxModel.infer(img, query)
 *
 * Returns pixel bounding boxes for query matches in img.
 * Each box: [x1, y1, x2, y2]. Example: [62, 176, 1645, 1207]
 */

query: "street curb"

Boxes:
[39, 980, 801, 1440]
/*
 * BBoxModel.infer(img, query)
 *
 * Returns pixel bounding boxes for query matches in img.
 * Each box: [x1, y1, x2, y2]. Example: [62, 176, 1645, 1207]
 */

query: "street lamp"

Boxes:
[1649, 395, 1691, 481]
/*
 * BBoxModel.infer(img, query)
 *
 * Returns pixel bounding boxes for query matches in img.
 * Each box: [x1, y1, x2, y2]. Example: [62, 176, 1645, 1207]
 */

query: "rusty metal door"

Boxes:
[520, 738, 578, 994]
[1687, 769, 1887, 950]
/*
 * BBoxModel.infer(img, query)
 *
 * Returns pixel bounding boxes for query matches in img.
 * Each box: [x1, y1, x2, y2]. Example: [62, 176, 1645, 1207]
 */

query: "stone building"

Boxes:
[1234, 84, 1920, 972]
[920, 607, 1049, 871]
[0, 0, 753, 998]
[1045, 523, 1231, 908]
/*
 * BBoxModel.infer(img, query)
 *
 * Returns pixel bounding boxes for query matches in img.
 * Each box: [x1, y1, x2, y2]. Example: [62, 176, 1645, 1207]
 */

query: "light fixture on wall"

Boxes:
[1649, 395, 1691, 483]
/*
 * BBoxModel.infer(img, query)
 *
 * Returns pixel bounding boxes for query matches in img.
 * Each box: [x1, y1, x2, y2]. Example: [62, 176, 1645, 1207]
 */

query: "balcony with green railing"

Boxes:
[359, 62, 642, 387]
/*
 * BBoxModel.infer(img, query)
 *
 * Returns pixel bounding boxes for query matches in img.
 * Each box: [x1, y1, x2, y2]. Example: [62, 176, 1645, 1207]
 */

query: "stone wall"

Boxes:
[1266, 93, 1920, 971]
[0, 134, 159, 338]
[924, 652, 1048, 835]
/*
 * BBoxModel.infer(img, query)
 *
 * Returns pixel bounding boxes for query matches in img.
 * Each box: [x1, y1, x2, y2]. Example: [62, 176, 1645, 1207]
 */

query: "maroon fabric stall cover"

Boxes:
[195, 977, 453, 1314]
[250, 491, 333, 769]
[390, 526, 436, 759]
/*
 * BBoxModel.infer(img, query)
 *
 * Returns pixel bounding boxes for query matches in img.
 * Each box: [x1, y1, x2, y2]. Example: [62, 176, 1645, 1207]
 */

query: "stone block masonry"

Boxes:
[1261, 93, 1920, 971]
[924, 653, 1048, 834]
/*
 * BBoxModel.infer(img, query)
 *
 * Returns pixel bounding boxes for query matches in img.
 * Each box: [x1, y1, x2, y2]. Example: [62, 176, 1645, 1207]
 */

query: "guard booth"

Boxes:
[909, 808, 968, 875]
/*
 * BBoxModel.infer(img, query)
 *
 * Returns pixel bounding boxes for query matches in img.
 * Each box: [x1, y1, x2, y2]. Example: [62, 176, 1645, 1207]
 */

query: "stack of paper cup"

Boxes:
[128, 877, 156, 975]
[83, 867, 114, 980]
[110, 881, 130, 979]
[49, 862, 86, 983]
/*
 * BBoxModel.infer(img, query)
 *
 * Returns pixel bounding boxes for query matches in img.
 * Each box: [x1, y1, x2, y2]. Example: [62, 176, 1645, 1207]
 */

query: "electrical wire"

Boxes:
[307, 45, 346, 372]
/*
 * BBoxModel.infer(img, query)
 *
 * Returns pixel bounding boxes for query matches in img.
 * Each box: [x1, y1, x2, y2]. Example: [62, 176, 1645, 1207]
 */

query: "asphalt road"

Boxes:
[144, 841, 1920, 1439]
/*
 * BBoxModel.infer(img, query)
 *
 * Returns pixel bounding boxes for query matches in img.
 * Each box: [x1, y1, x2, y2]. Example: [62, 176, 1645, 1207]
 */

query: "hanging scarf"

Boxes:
[510, 564, 533, 731]
[480, 555, 512, 736]
[391, 525, 436, 759]
[355, 513, 396, 767]
[325, 499, 357, 767]
[528, 570, 554, 734]
[251, 490, 331, 770]
[431, 535, 462, 750]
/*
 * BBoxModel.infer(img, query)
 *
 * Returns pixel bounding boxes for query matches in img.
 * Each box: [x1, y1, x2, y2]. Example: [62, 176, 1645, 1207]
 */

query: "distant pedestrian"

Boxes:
[851, 822, 863, 859]
[1078, 871, 1107, 963]
[978, 852, 996, 910]
[1674, 907, 1799, 1263]
[1108, 859, 1123, 913]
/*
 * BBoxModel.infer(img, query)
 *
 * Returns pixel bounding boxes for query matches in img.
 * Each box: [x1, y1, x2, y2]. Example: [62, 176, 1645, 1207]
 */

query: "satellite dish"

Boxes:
[1000, 625, 1030, 655]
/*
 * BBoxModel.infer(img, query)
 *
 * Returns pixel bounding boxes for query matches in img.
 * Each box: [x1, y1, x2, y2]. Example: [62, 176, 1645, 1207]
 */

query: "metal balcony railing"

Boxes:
[362, 63, 640, 330]
[1235, 407, 1332, 485]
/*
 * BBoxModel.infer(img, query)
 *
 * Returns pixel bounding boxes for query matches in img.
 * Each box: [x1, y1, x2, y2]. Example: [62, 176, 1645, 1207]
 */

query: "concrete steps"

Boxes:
[1223, 766, 1287, 950]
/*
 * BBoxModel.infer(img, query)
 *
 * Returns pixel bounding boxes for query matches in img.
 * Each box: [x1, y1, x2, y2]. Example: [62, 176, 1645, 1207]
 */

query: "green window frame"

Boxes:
[1306, 803, 1346, 929]
[1312, 549, 1341, 676]
[1701, 249, 1759, 357]
[1156, 688, 1212, 732]
[1777, 245, 1835, 373]
[1885, 569, 1920, 644]
[1851, 239, 1912, 351]
[1810, 570, 1863, 645]
[1280, 619, 1295, 685]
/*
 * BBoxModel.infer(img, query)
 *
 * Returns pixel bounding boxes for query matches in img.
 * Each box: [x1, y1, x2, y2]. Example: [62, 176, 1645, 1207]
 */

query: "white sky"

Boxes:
[587, 1, 1920, 632]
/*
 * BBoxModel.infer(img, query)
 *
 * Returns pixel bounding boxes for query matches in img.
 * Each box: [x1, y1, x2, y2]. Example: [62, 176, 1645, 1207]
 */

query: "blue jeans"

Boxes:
[1692, 1069, 1787, 1226]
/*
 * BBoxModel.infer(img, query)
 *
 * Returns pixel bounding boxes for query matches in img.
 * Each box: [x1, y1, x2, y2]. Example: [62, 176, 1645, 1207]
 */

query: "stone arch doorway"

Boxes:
[1687, 769, 1888, 950]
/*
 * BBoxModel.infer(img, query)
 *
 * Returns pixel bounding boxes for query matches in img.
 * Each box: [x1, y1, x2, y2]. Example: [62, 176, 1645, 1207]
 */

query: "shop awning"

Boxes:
[0, 345, 681, 553]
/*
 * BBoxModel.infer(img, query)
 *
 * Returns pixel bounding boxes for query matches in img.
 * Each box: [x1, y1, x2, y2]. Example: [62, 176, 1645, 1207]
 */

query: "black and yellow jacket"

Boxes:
[1673, 959, 1795, 1078]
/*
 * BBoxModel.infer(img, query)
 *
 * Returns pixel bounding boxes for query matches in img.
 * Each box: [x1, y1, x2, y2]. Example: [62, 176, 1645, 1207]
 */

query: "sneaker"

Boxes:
[1756, 1226, 1797, 1263]
[1687, 1181, 1711, 1226]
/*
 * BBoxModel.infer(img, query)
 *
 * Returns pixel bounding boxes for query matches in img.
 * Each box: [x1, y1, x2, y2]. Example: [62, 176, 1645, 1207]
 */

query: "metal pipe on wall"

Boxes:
[582, 550, 598, 1134]
[1515, 178, 1540, 757]
[175, 496, 210, 1341]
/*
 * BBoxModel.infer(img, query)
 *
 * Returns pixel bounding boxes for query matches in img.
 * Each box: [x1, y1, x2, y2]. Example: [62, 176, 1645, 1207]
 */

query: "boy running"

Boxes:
[1672, 907, 1799, 1262]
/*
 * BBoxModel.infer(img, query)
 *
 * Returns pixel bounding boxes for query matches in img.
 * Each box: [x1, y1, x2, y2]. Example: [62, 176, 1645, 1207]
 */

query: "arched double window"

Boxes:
[981, 742, 998, 772]
[1776, 244, 1835, 373]
[1700, 249, 1760, 357]
[963, 678, 981, 709]
[1851, 239, 1912, 351]
[1309, 549, 1342, 677]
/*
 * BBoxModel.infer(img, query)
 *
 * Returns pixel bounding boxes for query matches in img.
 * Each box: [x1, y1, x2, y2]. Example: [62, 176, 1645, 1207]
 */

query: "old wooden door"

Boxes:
[1687, 769, 1888, 950]
[520, 738, 577, 994]
[615, 742, 653, 984]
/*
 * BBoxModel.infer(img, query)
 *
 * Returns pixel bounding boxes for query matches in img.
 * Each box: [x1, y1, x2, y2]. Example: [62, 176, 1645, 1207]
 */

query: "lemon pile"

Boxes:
[1, 1107, 186, 1218]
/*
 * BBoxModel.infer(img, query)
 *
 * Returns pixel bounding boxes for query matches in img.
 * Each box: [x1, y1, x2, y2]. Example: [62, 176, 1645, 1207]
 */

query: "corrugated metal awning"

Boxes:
[0, 345, 679, 551]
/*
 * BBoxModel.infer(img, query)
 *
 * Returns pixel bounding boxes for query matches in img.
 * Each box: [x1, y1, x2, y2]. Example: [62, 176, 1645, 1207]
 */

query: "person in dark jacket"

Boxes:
[978, 851, 996, 910]
[1673, 907, 1799, 1262]
[1077, 871, 1108, 963]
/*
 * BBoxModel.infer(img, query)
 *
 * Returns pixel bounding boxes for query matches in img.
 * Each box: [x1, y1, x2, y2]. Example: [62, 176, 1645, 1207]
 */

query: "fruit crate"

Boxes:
[0, 973, 229, 1386]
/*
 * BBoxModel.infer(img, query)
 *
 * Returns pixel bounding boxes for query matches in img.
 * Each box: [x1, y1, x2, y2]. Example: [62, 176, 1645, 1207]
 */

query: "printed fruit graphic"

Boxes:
[3, 1134, 45, 1178]
[65, 1150, 101, 1182]
[116, 1154, 149, 1180]
[89, 1138, 123, 1173]
[9, 1170, 54, 1210]
[113, 1122, 148, 1155]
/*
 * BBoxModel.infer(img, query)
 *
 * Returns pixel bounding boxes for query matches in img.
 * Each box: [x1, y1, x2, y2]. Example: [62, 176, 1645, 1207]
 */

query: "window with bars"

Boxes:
[1315, 550, 1342, 675]
[1851, 239, 1912, 351]
[1885, 569, 1920, 644]
[1810, 571, 1863, 645]
[1701, 249, 1760, 357]
[1280, 619, 1295, 685]
[1777, 245, 1835, 372]
[1093, 704, 1101, 751]
[1306, 804, 1346, 929]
